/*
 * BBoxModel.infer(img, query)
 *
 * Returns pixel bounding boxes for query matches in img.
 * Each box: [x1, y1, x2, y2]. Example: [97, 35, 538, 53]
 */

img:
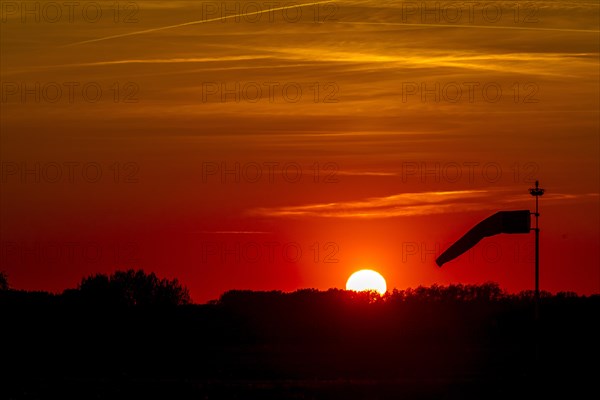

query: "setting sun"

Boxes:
[346, 270, 387, 295]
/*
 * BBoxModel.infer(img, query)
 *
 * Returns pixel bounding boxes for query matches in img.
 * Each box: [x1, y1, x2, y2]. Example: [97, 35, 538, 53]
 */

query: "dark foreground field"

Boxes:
[2, 284, 599, 399]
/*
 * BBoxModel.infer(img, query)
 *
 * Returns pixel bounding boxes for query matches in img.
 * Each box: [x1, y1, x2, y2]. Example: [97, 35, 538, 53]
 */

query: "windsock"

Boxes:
[436, 210, 531, 267]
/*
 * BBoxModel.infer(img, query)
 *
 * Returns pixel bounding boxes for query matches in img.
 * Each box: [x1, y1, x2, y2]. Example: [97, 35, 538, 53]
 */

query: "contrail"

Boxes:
[337, 21, 600, 33]
[195, 231, 272, 234]
[40, 56, 270, 69]
[64, 1, 334, 47]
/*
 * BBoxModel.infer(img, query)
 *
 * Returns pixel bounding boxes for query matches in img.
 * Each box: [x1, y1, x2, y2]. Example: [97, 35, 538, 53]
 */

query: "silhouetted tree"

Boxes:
[0, 271, 8, 291]
[79, 269, 190, 306]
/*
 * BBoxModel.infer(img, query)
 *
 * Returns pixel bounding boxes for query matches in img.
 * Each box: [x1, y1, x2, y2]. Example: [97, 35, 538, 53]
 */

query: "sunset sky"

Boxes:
[1, 0, 598, 302]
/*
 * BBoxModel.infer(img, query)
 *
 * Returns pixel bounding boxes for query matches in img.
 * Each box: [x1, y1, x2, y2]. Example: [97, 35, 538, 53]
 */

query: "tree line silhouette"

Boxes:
[0, 268, 579, 305]
[1, 269, 598, 400]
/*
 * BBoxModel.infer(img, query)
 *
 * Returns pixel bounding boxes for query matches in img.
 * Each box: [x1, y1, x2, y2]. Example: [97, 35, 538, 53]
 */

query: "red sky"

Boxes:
[1, 0, 599, 302]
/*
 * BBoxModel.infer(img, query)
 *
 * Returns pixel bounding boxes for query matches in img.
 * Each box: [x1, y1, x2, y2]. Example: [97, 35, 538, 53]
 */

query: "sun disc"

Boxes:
[346, 269, 387, 294]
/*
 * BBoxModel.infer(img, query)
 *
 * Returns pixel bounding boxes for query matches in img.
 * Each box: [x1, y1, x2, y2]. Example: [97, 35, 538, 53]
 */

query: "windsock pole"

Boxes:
[529, 181, 544, 300]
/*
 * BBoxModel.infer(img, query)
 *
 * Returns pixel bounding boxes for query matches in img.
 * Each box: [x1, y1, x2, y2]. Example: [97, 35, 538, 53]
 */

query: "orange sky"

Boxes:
[1, 0, 598, 302]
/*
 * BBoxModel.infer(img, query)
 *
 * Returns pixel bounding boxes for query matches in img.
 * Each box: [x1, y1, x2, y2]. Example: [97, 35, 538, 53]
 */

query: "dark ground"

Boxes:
[2, 285, 598, 399]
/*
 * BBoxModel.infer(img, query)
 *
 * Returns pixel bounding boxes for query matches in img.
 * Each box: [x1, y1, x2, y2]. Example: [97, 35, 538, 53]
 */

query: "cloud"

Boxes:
[248, 189, 600, 219]
[8, 56, 273, 74]
[193, 231, 272, 234]
[336, 170, 399, 177]
[248, 190, 492, 218]
[336, 21, 599, 34]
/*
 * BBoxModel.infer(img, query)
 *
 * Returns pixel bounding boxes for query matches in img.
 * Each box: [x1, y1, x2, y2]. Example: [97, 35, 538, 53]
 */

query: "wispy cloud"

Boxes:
[16, 50, 594, 79]
[193, 231, 272, 235]
[336, 170, 399, 177]
[336, 21, 600, 34]
[503, 192, 600, 203]
[249, 190, 492, 218]
[249, 190, 600, 219]
[8, 56, 272, 73]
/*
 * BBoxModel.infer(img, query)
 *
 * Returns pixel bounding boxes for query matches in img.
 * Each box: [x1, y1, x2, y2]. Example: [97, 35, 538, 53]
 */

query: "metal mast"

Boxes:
[529, 180, 545, 301]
